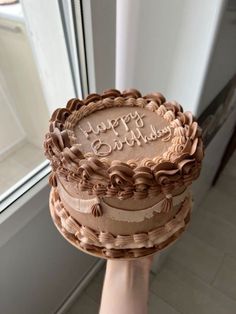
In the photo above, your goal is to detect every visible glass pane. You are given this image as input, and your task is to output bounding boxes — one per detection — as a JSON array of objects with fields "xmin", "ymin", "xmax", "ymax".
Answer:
[{"xmin": 0, "ymin": 3, "xmax": 49, "ymax": 205}]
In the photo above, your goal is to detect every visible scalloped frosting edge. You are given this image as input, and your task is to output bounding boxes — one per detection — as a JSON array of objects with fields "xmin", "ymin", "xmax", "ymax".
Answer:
[{"xmin": 44, "ymin": 89, "xmax": 204, "ymax": 199}]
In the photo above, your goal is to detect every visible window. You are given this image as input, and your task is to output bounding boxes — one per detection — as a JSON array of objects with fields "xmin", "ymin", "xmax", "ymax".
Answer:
[
  {"xmin": 0, "ymin": 3, "xmax": 50, "ymax": 210},
  {"xmin": 0, "ymin": 1, "xmax": 84, "ymax": 211}
]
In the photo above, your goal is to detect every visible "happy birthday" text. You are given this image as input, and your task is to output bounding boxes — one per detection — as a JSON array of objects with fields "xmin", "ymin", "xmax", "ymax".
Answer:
[{"xmin": 77, "ymin": 110, "xmax": 172, "ymax": 157}]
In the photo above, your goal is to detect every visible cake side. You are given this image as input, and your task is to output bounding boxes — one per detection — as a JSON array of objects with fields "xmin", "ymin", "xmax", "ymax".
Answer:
[
  {"xmin": 55, "ymin": 174, "xmax": 189, "ymax": 235},
  {"xmin": 50, "ymin": 186, "xmax": 192, "ymax": 259}
]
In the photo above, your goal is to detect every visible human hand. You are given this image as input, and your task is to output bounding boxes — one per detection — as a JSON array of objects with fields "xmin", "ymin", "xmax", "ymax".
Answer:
[{"xmin": 99, "ymin": 255, "xmax": 153, "ymax": 314}]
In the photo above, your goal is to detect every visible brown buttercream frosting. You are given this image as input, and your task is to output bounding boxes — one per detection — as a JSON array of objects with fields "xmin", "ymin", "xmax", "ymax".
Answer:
[
  {"xmin": 44, "ymin": 89, "xmax": 204, "ymax": 259},
  {"xmin": 44, "ymin": 89, "xmax": 204, "ymax": 200}
]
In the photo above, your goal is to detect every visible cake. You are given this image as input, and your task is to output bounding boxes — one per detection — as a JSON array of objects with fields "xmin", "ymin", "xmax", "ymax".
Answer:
[{"xmin": 44, "ymin": 89, "xmax": 204, "ymax": 259}]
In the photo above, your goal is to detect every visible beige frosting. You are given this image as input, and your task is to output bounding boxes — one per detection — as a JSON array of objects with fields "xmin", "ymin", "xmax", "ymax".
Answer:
[
  {"xmin": 62, "ymin": 198, "xmax": 183, "ymax": 235},
  {"xmin": 57, "ymin": 178, "xmax": 190, "ymax": 222},
  {"xmin": 50, "ymin": 187, "xmax": 191, "ymax": 257}
]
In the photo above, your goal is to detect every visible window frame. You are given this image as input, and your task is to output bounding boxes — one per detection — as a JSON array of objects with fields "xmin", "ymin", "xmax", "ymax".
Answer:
[{"xmin": 0, "ymin": 0, "xmax": 84, "ymax": 214}]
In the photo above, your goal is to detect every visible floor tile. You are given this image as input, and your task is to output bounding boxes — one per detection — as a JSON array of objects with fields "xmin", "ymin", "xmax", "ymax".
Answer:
[
  {"xmin": 149, "ymin": 271, "xmax": 156, "ymax": 286},
  {"xmin": 188, "ymin": 210, "xmax": 236, "ymax": 259},
  {"xmin": 215, "ymin": 173, "xmax": 236, "ymax": 200},
  {"xmin": 85, "ymin": 276, "xmax": 104, "ymax": 304},
  {"xmin": 201, "ymin": 187, "xmax": 236, "ymax": 226},
  {"xmin": 169, "ymin": 231, "xmax": 224, "ymax": 283},
  {"xmin": 84, "ymin": 265, "xmax": 105, "ymax": 304},
  {"xmin": 213, "ymin": 255, "xmax": 236, "ymax": 301},
  {"xmin": 93, "ymin": 265, "xmax": 105, "ymax": 284},
  {"xmin": 150, "ymin": 258, "xmax": 236, "ymax": 314},
  {"xmin": 66, "ymin": 292, "xmax": 99, "ymax": 314},
  {"xmin": 148, "ymin": 292, "xmax": 180, "ymax": 314},
  {"xmin": 222, "ymin": 152, "xmax": 236, "ymax": 178}
]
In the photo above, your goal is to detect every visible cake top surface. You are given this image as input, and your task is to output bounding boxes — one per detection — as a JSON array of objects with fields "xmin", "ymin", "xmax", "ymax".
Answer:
[
  {"xmin": 44, "ymin": 89, "xmax": 204, "ymax": 199},
  {"xmin": 74, "ymin": 105, "xmax": 173, "ymax": 162}
]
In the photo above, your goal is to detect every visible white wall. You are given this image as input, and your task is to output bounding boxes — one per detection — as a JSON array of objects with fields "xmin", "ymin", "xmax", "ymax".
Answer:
[
  {"xmin": 116, "ymin": 0, "xmax": 185, "ymax": 94},
  {"xmin": 116, "ymin": 0, "xmax": 225, "ymax": 114},
  {"xmin": 84, "ymin": 0, "xmax": 116, "ymax": 93}
]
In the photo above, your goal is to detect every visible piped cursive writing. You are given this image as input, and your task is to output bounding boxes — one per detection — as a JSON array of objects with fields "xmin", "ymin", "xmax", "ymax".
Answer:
[
  {"xmin": 91, "ymin": 125, "xmax": 172, "ymax": 157},
  {"xmin": 78, "ymin": 111, "xmax": 145, "ymax": 139}
]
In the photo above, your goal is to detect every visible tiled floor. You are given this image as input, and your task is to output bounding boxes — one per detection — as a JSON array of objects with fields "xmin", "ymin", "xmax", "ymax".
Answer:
[
  {"xmin": 0, "ymin": 142, "xmax": 45, "ymax": 195},
  {"xmin": 66, "ymin": 152, "xmax": 236, "ymax": 314}
]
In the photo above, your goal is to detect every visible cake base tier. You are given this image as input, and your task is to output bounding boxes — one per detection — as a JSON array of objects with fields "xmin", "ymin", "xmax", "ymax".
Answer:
[{"xmin": 49, "ymin": 188, "xmax": 191, "ymax": 260}]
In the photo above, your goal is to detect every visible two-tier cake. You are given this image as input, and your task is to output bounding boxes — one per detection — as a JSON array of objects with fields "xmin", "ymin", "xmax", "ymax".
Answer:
[{"xmin": 44, "ymin": 89, "xmax": 204, "ymax": 259}]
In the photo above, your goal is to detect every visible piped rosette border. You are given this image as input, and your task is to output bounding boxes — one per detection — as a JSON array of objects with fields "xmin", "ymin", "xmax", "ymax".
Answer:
[{"xmin": 44, "ymin": 89, "xmax": 204, "ymax": 202}]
